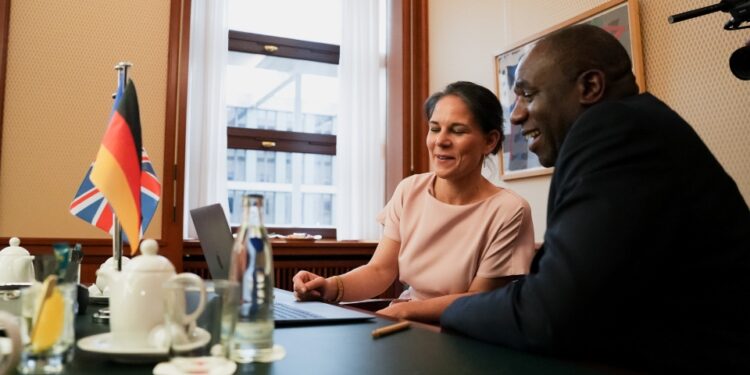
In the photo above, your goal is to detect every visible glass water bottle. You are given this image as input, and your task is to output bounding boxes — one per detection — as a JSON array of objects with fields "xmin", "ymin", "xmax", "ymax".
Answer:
[{"xmin": 228, "ymin": 194, "xmax": 280, "ymax": 363}]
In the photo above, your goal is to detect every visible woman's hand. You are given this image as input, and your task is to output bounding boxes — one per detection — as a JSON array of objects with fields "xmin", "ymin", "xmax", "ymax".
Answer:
[{"xmin": 292, "ymin": 270, "xmax": 333, "ymax": 301}]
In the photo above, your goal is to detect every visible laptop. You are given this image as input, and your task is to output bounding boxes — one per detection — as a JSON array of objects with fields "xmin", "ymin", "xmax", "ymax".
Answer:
[
  {"xmin": 189, "ymin": 204, "xmax": 374, "ymax": 326},
  {"xmin": 190, "ymin": 204, "xmax": 233, "ymax": 279}
]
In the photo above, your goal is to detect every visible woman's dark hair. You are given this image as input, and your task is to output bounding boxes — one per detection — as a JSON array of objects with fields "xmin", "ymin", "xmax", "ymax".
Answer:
[{"xmin": 424, "ymin": 81, "xmax": 504, "ymax": 154}]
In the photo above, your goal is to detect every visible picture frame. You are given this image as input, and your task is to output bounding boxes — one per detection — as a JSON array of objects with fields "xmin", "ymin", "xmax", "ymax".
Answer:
[{"xmin": 495, "ymin": 0, "xmax": 645, "ymax": 180}]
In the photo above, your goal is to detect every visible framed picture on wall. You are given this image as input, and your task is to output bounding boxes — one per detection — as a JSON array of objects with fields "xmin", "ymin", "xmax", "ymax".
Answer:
[{"xmin": 495, "ymin": 0, "xmax": 645, "ymax": 180}]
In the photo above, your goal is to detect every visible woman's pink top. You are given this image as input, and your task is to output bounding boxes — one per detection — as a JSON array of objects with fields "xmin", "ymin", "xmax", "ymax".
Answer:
[{"xmin": 378, "ymin": 173, "xmax": 536, "ymax": 301}]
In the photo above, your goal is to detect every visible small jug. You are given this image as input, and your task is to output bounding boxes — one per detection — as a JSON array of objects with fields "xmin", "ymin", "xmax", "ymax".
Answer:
[{"xmin": 0, "ymin": 237, "xmax": 35, "ymax": 284}]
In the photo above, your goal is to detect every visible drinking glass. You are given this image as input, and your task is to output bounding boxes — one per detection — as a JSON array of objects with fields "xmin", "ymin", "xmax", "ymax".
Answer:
[
  {"xmin": 204, "ymin": 280, "xmax": 240, "ymax": 357},
  {"xmin": 17, "ymin": 280, "xmax": 76, "ymax": 374},
  {"xmin": 0, "ymin": 311, "xmax": 22, "ymax": 374}
]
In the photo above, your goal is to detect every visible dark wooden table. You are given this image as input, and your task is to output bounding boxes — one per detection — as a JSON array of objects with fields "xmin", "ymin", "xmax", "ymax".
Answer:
[{"xmin": 46, "ymin": 300, "xmax": 616, "ymax": 375}]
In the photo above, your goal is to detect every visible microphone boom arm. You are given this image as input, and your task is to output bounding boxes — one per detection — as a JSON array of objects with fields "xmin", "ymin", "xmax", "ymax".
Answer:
[
  {"xmin": 668, "ymin": 0, "xmax": 750, "ymax": 29},
  {"xmin": 668, "ymin": 3, "xmax": 724, "ymax": 23}
]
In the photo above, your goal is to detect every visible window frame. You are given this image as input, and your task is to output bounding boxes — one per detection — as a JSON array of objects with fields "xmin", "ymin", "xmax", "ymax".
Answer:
[
  {"xmin": 229, "ymin": 31, "xmax": 339, "ymax": 64},
  {"xmin": 227, "ymin": 30, "xmax": 340, "ymax": 238},
  {"xmin": 227, "ymin": 128, "xmax": 335, "ymax": 155}
]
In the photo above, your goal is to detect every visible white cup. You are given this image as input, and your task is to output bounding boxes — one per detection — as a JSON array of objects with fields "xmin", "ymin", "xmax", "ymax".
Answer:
[{"xmin": 151, "ymin": 274, "xmax": 209, "ymax": 357}]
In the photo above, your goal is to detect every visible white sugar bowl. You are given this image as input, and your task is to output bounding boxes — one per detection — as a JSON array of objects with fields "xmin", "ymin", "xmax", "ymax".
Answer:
[{"xmin": 93, "ymin": 255, "xmax": 130, "ymax": 295}]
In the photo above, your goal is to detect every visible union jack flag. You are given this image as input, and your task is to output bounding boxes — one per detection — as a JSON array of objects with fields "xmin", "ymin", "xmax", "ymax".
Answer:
[{"xmin": 69, "ymin": 148, "xmax": 161, "ymax": 241}]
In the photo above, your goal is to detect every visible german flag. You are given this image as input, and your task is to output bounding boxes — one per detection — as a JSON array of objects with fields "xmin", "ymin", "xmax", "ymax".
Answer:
[{"xmin": 90, "ymin": 79, "xmax": 143, "ymax": 254}]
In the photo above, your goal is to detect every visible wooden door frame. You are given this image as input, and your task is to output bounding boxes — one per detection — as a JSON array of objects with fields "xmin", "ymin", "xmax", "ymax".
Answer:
[{"xmin": 385, "ymin": 0, "xmax": 430, "ymax": 200}]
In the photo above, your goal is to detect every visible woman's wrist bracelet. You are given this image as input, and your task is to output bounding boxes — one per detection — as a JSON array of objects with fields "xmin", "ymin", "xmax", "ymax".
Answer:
[{"xmin": 331, "ymin": 275, "xmax": 344, "ymax": 304}]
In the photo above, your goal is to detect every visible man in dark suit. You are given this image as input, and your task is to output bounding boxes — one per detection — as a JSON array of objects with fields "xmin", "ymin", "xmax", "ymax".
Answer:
[{"xmin": 441, "ymin": 24, "xmax": 750, "ymax": 373}]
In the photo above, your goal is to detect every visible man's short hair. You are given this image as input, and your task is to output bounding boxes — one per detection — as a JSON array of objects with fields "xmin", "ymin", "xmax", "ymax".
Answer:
[{"xmin": 537, "ymin": 24, "xmax": 637, "ymax": 91}]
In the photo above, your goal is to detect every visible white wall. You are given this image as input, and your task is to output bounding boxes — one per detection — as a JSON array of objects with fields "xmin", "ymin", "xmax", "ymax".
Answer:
[{"xmin": 429, "ymin": 0, "xmax": 550, "ymax": 242}]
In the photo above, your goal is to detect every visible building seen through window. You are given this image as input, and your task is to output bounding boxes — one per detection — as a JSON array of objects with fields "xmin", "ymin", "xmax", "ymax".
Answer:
[{"xmin": 226, "ymin": 0, "xmax": 340, "ymax": 234}]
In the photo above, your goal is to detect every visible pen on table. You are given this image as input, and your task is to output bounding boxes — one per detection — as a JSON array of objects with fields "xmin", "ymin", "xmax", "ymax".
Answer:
[{"xmin": 371, "ymin": 320, "xmax": 411, "ymax": 339}]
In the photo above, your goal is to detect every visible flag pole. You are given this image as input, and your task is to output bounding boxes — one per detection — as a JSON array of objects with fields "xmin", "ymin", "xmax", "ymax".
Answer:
[{"xmin": 113, "ymin": 61, "xmax": 132, "ymax": 271}]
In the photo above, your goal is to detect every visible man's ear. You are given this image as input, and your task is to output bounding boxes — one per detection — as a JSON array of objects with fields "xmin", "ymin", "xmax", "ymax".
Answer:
[{"xmin": 577, "ymin": 69, "xmax": 605, "ymax": 105}]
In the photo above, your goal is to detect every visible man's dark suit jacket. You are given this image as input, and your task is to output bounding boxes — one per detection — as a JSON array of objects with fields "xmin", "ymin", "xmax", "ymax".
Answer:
[{"xmin": 441, "ymin": 93, "xmax": 750, "ymax": 373}]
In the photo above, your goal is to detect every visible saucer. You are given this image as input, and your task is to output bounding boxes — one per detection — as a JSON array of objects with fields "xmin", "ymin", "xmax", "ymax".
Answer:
[
  {"xmin": 89, "ymin": 295, "xmax": 109, "ymax": 305},
  {"xmin": 76, "ymin": 327, "xmax": 211, "ymax": 363}
]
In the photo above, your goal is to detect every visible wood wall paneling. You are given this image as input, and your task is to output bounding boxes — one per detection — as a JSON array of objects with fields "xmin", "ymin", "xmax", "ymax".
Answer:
[
  {"xmin": 160, "ymin": 0, "xmax": 192, "ymax": 273},
  {"xmin": 410, "ymin": 0, "xmax": 430, "ymax": 176}
]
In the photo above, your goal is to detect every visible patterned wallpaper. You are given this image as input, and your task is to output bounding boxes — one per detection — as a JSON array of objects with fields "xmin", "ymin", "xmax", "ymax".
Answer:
[
  {"xmin": 0, "ymin": 0, "xmax": 171, "ymax": 237},
  {"xmin": 502, "ymin": 0, "xmax": 749, "ymax": 200}
]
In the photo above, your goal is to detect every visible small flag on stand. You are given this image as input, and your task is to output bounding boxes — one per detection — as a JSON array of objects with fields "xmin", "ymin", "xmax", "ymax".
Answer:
[
  {"xmin": 69, "ymin": 79, "xmax": 158, "ymax": 255},
  {"xmin": 69, "ymin": 149, "xmax": 161, "ymax": 242},
  {"xmin": 90, "ymin": 79, "xmax": 143, "ymax": 254}
]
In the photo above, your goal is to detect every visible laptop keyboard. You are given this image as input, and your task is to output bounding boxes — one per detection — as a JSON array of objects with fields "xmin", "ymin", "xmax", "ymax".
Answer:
[{"xmin": 274, "ymin": 302, "xmax": 324, "ymax": 320}]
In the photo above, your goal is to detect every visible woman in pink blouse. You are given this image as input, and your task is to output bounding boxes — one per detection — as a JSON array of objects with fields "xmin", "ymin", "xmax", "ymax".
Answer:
[{"xmin": 293, "ymin": 81, "xmax": 536, "ymax": 323}]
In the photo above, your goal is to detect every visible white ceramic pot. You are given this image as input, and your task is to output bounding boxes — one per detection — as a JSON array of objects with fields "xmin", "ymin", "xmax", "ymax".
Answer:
[
  {"xmin": 0, "ymin": 238, "xmax": 35, "ymax": 284},
  {"xmin": 98, "ymin": 239, "xmax": 205, "ymax": 349},
  {"xmin": 93, "ymin": 256, "xmax": 130, "ymax": 295}
]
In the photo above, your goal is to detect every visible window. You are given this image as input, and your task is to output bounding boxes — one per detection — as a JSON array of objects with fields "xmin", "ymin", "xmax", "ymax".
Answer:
[{"xmin": 226, "ymin": 0, "xmax": 341, "ymax": 237}]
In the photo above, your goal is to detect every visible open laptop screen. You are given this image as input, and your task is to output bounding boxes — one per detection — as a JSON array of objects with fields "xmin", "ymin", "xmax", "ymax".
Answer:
[{"xmin": 190, "ymin": 204, "xmax": 233, "ymax": 279}]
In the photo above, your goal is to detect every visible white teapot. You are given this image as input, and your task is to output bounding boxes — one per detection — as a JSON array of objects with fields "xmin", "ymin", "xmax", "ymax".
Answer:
[
  {"xmin": 0, "ymin": 237, "xmax": 35, "ymax": 284},
  {"xmin": 97, "ymin": 239, "xmax": 206, "ymax": 349}
]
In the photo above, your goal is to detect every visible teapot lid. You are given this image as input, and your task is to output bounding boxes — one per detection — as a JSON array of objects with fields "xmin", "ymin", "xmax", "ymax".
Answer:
[
  {"xmin": 0, "ymin": 237, "xmax": 32, "ymax": 256},
  {"xmin": 124, "ymin": 239, "xmax": 175, "ymax": 273}
]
